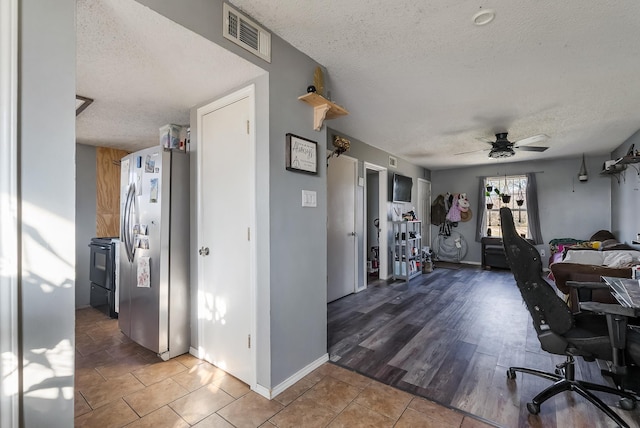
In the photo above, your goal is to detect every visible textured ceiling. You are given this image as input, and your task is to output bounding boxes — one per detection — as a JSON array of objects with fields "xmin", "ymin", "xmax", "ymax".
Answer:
[
  {"xmin": 76, "ymin": 0, "xmax": 265, "ymax": 152},
  {"xmin": 78, "ymin": 1, "xmax": 640, "ymax": 169},
  {"xmin": 230, "ymin": 0, "xmax": 640, "ymax": 170}
]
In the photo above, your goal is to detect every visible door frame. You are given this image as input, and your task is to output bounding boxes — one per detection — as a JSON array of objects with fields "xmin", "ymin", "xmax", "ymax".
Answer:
[
  {"xmin": 327, "ymin": 152, "xmax": 358, "ymax": 300},
  {"xmin": 195, "ymin": 85, "xmax": 257, "ymax": 389},
  {"xmin": 0, "ymin": 0, "xmax": 19, "ymax": 423},
  {"xmin": 417, "ymin": 178, "xmax": 431, "ymax": 251},
  {"xmin": 362, "ymin": 162, "xmax": 388, "ymax": 285}
]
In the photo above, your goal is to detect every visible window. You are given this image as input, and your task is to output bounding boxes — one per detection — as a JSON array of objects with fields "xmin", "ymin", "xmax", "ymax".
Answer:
[{"xmin": 484, "ymin": 175, "xmax": 528, "ymax": 238}]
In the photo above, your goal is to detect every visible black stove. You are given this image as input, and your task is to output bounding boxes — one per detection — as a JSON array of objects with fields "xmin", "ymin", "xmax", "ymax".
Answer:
[{"xmin": 89, "ymin": 237, "xmax": 118, "ymax": 318}]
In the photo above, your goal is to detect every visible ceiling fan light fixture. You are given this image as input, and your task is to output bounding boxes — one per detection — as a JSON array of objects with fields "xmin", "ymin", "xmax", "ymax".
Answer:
[
  {"xmin": 489, "ymin": 147, "xmax": 515, "ymax": 158},
  {"xmin": 473, "ymin": 9, "xmax": 495, "ymax": 26}
]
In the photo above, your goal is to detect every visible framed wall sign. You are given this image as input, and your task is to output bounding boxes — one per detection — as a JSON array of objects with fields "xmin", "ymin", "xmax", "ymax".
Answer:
[{"xmin": 286, "ymin": 133, "xmax": 318, "ymax": 175}]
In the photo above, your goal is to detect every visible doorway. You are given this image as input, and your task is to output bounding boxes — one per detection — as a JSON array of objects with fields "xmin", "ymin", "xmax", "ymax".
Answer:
[
  {"xmin": 196, "ymin": 86, "xmax": 256, "ymax": 386},
  {"xmin": 363, "ymin": 163, "xmax": 388, "ymax": 285},
  {"xmin": 327, "ymin": 154, "xmax": 357, "ymax": 302},
  {"xmin": 417, "ymin": 179, "xmax": 431, "ymax": 252}
]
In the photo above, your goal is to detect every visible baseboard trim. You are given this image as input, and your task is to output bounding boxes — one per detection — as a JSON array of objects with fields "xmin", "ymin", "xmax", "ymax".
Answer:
[
  {"xmin": 256, "ymin": 353, "xmax": 329, "ymax": 400},
  {"xmin": 189, "ymin": 346, "xmax": 202, "ymax": 359},
  {"xmin": 253, "ymin": 383, "xmax": 271, "ymax": 399}
]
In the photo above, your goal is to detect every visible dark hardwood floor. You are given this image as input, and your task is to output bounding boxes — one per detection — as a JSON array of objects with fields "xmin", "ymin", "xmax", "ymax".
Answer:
[{"xmin": 328, "ymin": 265, "xmax": 640, "ymax": 428}]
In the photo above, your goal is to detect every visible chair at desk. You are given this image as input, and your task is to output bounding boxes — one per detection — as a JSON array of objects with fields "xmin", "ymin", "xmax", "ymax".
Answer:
[{"xmin": 499, "ymin": 207, "xmax": 640, "ymax": 427}]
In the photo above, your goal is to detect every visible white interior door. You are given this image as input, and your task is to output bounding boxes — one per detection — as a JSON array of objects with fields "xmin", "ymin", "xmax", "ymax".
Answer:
[
  {"xmin": 327, "ymin": 155, "xmax": 357, "ymax": 302},
  {"xmin": 198, "ymin": 91, "xmax": 253, "ymax": 384},
  {"xmin": 417, "ymin": 179, "xmax": 431, "ymax": 248}
]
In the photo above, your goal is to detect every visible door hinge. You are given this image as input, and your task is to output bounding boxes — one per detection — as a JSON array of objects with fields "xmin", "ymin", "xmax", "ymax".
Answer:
[
  {"xmin": 246, "ymin": 120, "xmax": 250, "ymax": 134},
  {"xmin": 247, "ymin": 227, "xmax": 250, "ymax": 241},
  {"xmin": 248, "ymin": 334, "xmax": 251, "ymax": 349}
]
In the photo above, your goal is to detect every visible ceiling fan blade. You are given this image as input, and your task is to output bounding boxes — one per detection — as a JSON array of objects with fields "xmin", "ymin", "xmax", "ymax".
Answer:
[
  {"xmin": 454, "ymin": 147, "xmax": 490, "ymax": 156},
  {"xmin": 475, "ymin": 136, "xmax": 496, "ymax": 146},
  {"xmin": 516, "ymin": 145, "xmax": 548, "ymax": 152},
  {"xmin": 514, "ymin": 133, "xmax": 549, "ymax": 146}
]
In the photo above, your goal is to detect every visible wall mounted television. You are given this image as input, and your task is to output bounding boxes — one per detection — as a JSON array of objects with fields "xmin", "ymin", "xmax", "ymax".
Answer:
[{"xmin": 392, "ymin": 173, "xmax": 413, "ymax": 203}]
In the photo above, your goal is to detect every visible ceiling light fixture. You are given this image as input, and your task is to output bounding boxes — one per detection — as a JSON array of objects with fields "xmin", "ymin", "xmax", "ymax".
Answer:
[
  {"xmin": 489, "ymin": 147, "xmax": 515, "ymax": 158},
  {"xmin": 472, "ymin": 9, "xmax": 495, "ymax": 26}
]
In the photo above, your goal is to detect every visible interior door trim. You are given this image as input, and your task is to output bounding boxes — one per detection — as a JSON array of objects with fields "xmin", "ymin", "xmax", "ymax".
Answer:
[
  {"xmin": 417, "ymin": 178, "xmax": 431, "ymax": 252},
  {"xmin": 0, "ymin": 0, "xmax": 19, "ymax": 423},
  {"xmin": 362, "ymin": 162, "xmax": 388, "ymax": 285}
]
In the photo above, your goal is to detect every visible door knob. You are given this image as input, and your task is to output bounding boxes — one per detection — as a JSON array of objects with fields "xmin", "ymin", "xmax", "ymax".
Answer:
[
  {"xmin": 349, "ymin": 232, "xmax": 356, "ymax": 236},
  {"xmin": 199, "ymin": 247, "xmax": 210, "ymax": 256}
]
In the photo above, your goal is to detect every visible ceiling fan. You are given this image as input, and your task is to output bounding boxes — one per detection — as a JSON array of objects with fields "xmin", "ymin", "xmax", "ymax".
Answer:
[{"xmin": 456, "ymin": 132, "xmax": 549, "ymax": 158}]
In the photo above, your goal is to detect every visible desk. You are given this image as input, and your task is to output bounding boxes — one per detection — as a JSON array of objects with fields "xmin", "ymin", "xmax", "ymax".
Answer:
[{"xmin": 602, "ymin": 276, "xmax": 640, "ymax": 312}]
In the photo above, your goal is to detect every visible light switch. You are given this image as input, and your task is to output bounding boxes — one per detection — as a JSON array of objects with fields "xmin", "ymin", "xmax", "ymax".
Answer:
[
  {"xmin": 302, "ymin": 190, "xmax": 317, "ymax": 207},
  {"xmin": 358, "ymin": 177, "xmax": 364, "ymax": 187}
]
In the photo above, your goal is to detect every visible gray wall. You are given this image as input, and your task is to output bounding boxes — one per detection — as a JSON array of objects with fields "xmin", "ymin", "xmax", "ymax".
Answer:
[
  {"xmin": 76, "ymin": 144, "xmax": 97, "ymax": 308},
  {"xmin": 138, "ymin": 0, "xmax": 329, "ymax": 388},
  {"xmin": 328, "ymin": 129, "xmax": 429, "ymax": 282},
  {"xmin": 20, "ymin": 0, "xmax": 76, "ymax": 426},
  {"xmin": 431, "ymin": 155, "xmax": 611, "ymax": 268},
  {"xmin": 611, "ymin": 129, "xmax": 640, "ymax": 245}
]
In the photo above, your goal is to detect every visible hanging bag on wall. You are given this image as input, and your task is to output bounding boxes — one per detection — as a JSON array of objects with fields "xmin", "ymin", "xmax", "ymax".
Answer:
[{"xmin": 431, "ymin": 194, "xmax": 447, "ymax": 225}]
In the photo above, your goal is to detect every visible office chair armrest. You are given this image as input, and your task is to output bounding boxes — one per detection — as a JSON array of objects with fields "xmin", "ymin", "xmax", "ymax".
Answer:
[
  {"xmin": 579, "ymin": 301, "xmax": 638, "ymax": 318},
  {"xmin": 566, "ymin": 281, "xmax": 610, "ymax": 291},
  {"xmin": 579, "ymin": 301, "xmax": 639, "ymax": 372}
]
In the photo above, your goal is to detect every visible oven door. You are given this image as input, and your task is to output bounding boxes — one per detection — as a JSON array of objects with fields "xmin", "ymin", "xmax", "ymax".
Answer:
[{"xmin": 89, "ymin": 241, "xmax": 114, "ymax": 290}]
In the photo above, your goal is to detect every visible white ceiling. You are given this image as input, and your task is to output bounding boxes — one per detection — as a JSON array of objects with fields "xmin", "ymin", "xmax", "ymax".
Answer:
[
  {"xmin": 76, "ymin": 0, "xmax": 265, "ymax": 152},
  {"xmin": 78, "ymin": 0, "xmax": 640, "ymax": 170}
]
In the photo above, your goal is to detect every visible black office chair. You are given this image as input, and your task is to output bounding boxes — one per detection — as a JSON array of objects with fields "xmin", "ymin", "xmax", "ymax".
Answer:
[{"xmin": 499, "ymin": 207, "xmax": 640, "ymax": 427}]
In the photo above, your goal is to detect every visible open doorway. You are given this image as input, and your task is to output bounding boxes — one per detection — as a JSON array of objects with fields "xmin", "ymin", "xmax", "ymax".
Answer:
[
  {"xmin": 363, "ymin": 162, "xmax": 388, "ymax": 287},
  {"xmin": 417, "ymin": 178, "xmax": 431, "ymax": 254}
]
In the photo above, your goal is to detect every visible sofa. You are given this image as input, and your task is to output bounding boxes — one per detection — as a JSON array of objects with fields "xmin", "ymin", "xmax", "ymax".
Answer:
[{"xmin": 549, "ymin": 230, "xmax": 638, "ymax": 309}]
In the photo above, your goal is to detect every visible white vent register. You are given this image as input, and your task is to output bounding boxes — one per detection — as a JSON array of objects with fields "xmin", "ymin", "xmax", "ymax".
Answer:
[{"xmin": 223, "ymin": 3, "xmax": 271, "ymax": 63}]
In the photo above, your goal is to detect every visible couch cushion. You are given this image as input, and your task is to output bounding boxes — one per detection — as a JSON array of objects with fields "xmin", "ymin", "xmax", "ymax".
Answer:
[
  {"xmin": 562, "ymin": 249, "xmax": 640, "ymax": 267},
  {"xmin": 602, "ymin": 251, "xmax": 636, "ymax": 268},
  {"xmin": 563, "ymin": 250, "xmax": 605, "ymax": 265}
]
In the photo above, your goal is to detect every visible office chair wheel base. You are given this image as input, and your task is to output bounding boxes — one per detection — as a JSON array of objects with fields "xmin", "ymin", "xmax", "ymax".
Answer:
[
  {"xmin": 507, "ymin": 369, "xmax": 516, "ymax": 380},
  {"xmin": 619, "ymin": 398, "xmax": 635, "ymax": 411}
]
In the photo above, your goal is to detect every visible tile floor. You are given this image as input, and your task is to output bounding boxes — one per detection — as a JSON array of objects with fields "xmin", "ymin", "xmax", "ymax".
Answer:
[{"xmin": 75, "ymin": 307, "xmax": 496, "ymax": 427}]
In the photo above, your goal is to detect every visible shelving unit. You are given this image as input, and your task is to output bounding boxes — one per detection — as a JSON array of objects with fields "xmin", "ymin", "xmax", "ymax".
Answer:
[
  {"xmin": 298, "ymin": 92, "xmax": 349, "ymax": 131},
  {"xmin": 392, "ymin": 221, "xmax": 422, "ymax": 282},
  {"xmin": 600, "ymin": 155, "xmax": 640, "ymax": 183}
]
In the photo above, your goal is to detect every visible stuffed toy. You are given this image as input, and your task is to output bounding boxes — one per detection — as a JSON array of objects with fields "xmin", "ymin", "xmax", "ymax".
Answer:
[{"xmin": 457, "ymin": 193, "xmax": 470, "ymax": 212}]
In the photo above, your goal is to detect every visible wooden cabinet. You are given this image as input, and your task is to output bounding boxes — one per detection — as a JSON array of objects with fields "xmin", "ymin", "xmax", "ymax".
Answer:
[
  {"xmin": 96, "ymin": 147, "xmax": 129, "ymax": 237},
  {"xmin": 392, "ymin": 221, "xmax": 422, "ymax": 281}
]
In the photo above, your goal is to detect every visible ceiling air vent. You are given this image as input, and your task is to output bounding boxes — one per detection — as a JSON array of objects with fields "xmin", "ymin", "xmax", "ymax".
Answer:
[{"xmin": 223, "ymin": 3, "xmax": 271, "ymax": 63}]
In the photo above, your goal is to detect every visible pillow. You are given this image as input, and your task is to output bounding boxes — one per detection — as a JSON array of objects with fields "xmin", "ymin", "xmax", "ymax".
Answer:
[
  {"xmin": 602, "ymin": 252, "xmax": 634, "ymax": 268},
  {"xmin": 562, "ymin": 250, "xmax": 605, "ymax": 265},
  {"xmin": 602, "ymin": 250, "xmax": 640, "ymax": 267},
  {"xmin": 590, "ymin": 230, "xmax": 616, "ymax": 241}
]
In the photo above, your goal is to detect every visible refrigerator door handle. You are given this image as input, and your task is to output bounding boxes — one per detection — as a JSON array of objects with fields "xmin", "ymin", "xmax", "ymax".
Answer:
[
  {"xmin": 128, "ymin": 183, "xmax": 137, "ymax": 262},
  {"xmin": 123, "ymin": 184, "xmax": 136, "ymax": 263},
  {"xmin": 121, "ymin": 185, "xmax": 131, "ymax": 260}
]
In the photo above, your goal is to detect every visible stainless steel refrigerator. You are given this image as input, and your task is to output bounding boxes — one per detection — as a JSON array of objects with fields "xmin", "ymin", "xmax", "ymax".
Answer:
[{"xmin": 118, "ymin": 146, "xmax": 189, "ymax": 360}]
